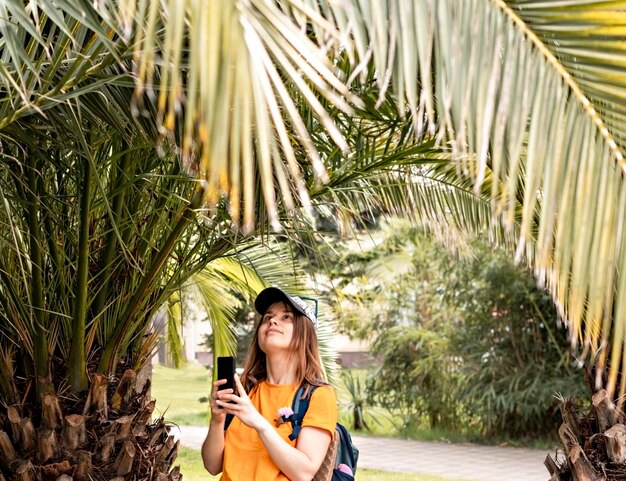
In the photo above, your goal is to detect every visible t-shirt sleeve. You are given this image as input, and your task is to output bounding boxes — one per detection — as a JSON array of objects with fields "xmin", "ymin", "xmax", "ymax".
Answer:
[{"xmin": 302, "ymin": 385, "xmax": 338, "ymax": 436}]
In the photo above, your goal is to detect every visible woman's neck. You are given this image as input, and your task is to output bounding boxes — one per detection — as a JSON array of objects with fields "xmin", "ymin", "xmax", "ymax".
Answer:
[{"xmin": 265, "ymin": 355, "xmax": 297, "ymax": 385}]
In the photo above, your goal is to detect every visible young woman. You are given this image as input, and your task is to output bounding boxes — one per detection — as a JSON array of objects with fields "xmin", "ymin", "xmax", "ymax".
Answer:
[{"xmin": 201, "ymin": 287, "xmax": 337, "ymax": 481}]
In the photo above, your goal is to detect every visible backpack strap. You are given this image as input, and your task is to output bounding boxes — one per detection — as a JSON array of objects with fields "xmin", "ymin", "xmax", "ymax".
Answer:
[{"xmin": 288, "ymin": 383, "xmax": 317, "ymax": 440}]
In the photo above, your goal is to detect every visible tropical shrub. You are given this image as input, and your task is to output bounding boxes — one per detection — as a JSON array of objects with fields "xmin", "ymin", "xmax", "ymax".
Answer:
[
  {"xmin": 367, "ymin": 326, "xmax": 463, "ymax": 431},
  {"xmin": 336, "ymin": 226, "xmax": 587, "ymax": 440},
  {"xmin": 448, "ymin": 253, "xmax": 588, "ymax": 439}
]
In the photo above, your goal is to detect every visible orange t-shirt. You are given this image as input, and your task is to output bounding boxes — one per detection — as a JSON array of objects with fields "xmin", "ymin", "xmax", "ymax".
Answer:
[{"xmin": 221, "ymin": 381, "xmax": 338, "ymax": 481}]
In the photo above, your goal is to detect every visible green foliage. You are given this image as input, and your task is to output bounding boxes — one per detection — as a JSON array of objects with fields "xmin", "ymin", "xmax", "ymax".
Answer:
[
  {"xmin": 201, "ymin": 296, "xmax": 256, "ymax": 368},
  {"xmin": 448, "ymin": 254, "xmax": 588, "ymax": 439},
  {"xmin": 341, "ymin": 370, "xmax": 375, "ymax": 431},
  {"xmin": 335, "ymin": 224, "xmax": 587, "ymax": 440},
  {"xmin": 367, "ymin": 327, "xmax": 464, "ymax": 431}
]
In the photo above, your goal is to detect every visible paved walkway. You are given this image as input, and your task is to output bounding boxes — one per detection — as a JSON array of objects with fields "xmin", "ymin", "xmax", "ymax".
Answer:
[{"xmin": 171, "ymin": 425, "xmax": 554, "ymax": 481}]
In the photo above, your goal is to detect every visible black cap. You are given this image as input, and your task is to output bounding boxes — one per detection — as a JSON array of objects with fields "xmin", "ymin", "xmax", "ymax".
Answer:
[{"xmin": 254, "ymin": 287, "xmax": 318, "ymax": 329}]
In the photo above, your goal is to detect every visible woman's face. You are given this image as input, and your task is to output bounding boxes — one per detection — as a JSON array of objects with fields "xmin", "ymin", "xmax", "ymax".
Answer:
[{"xmin": 258, "ymin": 301, "xmax": 295, "ymax": 355}]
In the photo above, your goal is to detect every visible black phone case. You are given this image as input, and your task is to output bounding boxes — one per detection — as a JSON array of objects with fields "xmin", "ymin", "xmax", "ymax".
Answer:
[{"xmin": 217, "ymin": 356, "xmax": 235, "ymax": 392}]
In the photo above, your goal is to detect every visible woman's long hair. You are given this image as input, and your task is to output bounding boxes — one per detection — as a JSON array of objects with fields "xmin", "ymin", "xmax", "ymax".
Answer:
[{"xmin": 241, "ymin": 303, "xmax": 325, "ymax": 394}]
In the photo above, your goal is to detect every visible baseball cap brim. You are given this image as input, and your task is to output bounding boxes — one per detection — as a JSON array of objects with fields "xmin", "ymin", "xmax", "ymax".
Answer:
[{"xmin": 254, "ymin": 287, "xmax": 318, "ymax": 328}]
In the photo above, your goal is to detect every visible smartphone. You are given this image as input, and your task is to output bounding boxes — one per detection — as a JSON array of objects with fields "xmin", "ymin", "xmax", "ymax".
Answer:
[{"xmin": 216, "ymin": 356, "xmax": 236, "ymax": 393}]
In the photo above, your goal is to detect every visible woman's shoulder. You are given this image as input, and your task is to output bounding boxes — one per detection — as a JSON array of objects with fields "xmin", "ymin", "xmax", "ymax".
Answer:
[
  {"xmin": 309, "ymin": 382, "xmax": 337, "ymax": 405},
  {"xmin": 301, "ymin": 383, "xmax": 338, "ymax": 428}
]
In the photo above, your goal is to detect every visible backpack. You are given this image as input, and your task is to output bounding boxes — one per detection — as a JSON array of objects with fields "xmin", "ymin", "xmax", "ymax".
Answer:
[
  {"xmin": 225, "ymin": 383, "xmax": 359, "ymax": 481},
  {"xmin": 291, "ymin": 384, "xmax": 359, "ymax": 481}
]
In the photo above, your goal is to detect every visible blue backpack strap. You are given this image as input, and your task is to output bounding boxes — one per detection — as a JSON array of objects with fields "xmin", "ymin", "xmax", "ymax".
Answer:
[{"xmin": 288, "ymin": 383, "xmax": 317, "ymax": 441}]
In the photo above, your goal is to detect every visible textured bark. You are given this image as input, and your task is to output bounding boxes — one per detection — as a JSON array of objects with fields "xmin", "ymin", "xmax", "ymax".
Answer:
[
  {"xmin": 98, "ymin": 433, "xmax": 116, "ymax": 463},
  {"xmin": 133, "ymin": 400, "xmax": 155, "ymax": 438},
  {"xmin": 544, "ymin": 454, "xmax": 563, "ymax": 481},
  {"xmin": 165, "ymin": 440, "xmax": 179, "ymax": 467},
  {"xmin": 0, "ymin": 430, "xmax": 17, "ymax": 465},
  {"xmin": 135, "ymin": 363, "xmax": 152, "ymax": 397},
  {"xmin": 7, "ymin": 407, "xmax": 21, "ymax": 443},
  {"xmin": 42, "ymin": 393, "xmax": 63, "ymax": 430},
  {"xmin": 559, "ymin": 421, "xmax": 580, "ymax": 456},
  {"xmin": 593, "ymin": 390, "xmax": 618, "ymax": 433},
  {"xmin": 604, "ymin": 424, "xmax": 626, "ymax": 464},
  {"xmin": 112, "ymin": 415, "xmax": 133, "ymax": 441},
  {"xmin": 112, "ymin": 440, "xmax": 135, "ymax": 476},
  {"xmin": 169, "ymin": 466, "xmax": 181, "ymax": 481},
  {"xmin": 561, "ymin": 398, "xmax": 582, "ymax": 440},
  {"xmin": 40, "ymin": 460, "xmax": 72, "ymax": 481},
  {"xmin": 1, "ymin": 367, "xmax": 180, "ymax": 481},
  {"xmin": 36, "ymin": 427, "xmax": 59, "ymax": 463},
  {"xmin": 155, "ymin": 436, "xmax": 176, "ymax": 465},
  {"xmin": 570, "ymin": 445, "xmax": 604, "ymax": 481},
  {"xmin": 83, "ymin": 373, "xmax": 108, "ymax": 419},
  {"xmin": 62, "ymin": 414, "xmax": 86, "ymax": 450},
  {"xmin": 19, "ymin": 419, "xmax": 36, "ymax": 453},
  {"xmin": 548, "ymin": 375, "xmax": 626, "ymax": 481},
  {"xmin": 148, "ymin": 425, "xmax": 168, "ymax": 447},
  {"xmin": 112, "ymin": 370, "xmax": 136, "ymax": 411},
  {"xmin": 74, "ymin": 450, "xmax": 92, "ymax": 481},
  {"xmin": 14, "ymin": 460, "xmax": 34, "ymax": 481}
]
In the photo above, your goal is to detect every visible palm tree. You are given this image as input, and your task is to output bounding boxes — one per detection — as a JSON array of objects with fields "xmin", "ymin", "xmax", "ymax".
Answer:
[
  {"xmin": 0, "ymin": 3, "xmax": 439, "ymax": 480},
  {"xmin": 2, "ymin": 1, "xmax": 626, "ymax": 480}
]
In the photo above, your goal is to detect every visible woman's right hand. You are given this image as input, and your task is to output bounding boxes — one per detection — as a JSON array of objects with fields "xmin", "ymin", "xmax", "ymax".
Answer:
[{"xmin": 210, "ymin": 379, "xmax": 233, "ymax": 423}]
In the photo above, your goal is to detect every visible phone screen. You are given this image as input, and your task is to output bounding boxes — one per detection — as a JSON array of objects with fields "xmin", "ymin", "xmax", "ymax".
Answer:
[{"xmin": 217, "ymin": 356, "xmax": 236, "ymax": 392}]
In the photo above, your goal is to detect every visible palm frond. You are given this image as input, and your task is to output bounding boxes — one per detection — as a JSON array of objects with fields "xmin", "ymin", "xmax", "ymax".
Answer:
[
  {"xmin": 165, "ymin": 291, "xmax": 185, "ymax": 368},
  {"xmin": 323, "ymin": 0, "xmax": 626, "ymax": 395},
  {"xmin": 127, "ymin": 0, "xmax": 362, "ymax": 232},
  {"xmin": 510, "ymin": 0, "xmax": 626, "ymax": 151},
  {"xmin": 0, "ymin": 1, "xmax": 122, "ymax": 130}
]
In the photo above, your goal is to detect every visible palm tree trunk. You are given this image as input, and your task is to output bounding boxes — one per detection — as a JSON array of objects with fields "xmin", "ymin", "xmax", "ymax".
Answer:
[
  {"xmin": 0, "ymin": 368, "xmax": 180, "ymax": 481},
  {"xmin": 546, "ymin": 369, "xmax": 625, "ymax": 481},
  {"xmin": 25, "ymin": 151, "xmax": 52, "ymax": 399},
  {"xmin": 68, "ymin": 156, "xmax": 91, "ymax": 394}
]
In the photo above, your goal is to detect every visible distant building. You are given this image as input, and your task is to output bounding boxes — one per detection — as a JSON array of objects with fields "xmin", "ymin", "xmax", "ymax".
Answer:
[{"xmin": 334, "ymin": 334, "xmax": 372, "ymax": 368}]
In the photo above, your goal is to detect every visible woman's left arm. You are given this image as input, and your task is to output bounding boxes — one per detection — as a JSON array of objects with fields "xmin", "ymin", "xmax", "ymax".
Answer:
[
  {"xmin": 259, "ymin": 424, "xmax": 331, "ymax": 481},
  {"xmin": 217, "ymin": 375, "xmax": 331, "ymax": 481}
]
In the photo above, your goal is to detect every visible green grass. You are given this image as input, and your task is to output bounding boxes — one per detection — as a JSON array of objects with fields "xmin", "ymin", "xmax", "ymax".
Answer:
[
  {"xmin": 151, "ymin": 363, "xmax": 211, "ymax": 426},
  {"xmin": 175, "ymin": 446, "xmax": 476, "ymax": 481},
  {"xmin": 176, "ymin": 447, "xmax": 218, "ymax": 481}
]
